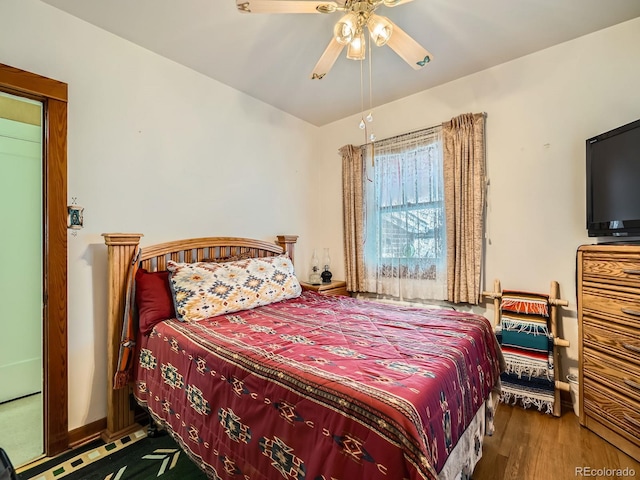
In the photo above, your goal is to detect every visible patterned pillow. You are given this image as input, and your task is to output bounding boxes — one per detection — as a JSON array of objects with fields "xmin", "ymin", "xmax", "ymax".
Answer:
[{"xmin": 167, "ymin": 255, "xmax": 301, "ymax": 321}]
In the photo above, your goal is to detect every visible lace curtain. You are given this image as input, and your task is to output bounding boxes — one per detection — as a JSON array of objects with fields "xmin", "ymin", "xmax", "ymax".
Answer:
[{"xmin": 362, "ymin": 126, "xmax": 447, "ymax": 301}]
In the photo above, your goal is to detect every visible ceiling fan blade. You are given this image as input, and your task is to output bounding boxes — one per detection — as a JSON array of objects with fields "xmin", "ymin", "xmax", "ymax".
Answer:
[
  {"xmin": 310, "ymin": 37, "xmax": 345, "ymax": 79},
  {"xmin": 386, "ymin": 22, "xmax": 433, "ymax": 70},
  {"xmin": 236, "ymin": 1, "xmax": 338, "ymax": 14}
]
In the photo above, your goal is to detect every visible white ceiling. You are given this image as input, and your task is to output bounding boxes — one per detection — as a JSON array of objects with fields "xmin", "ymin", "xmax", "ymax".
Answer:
[{"xmin": 40, "ymin": 0, "xmax": 640, "ymax": 126}]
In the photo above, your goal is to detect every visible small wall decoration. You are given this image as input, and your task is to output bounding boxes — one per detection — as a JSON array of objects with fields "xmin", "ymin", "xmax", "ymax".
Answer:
[{"xmin": 67, "ymin": 205, "xmax": 84, "ymax": 230}]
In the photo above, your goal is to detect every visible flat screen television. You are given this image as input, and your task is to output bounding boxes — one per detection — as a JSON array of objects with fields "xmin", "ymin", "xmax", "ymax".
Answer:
[{"xmin": 586, "ymin": 118, "xmax": 640, "ymax": 237}]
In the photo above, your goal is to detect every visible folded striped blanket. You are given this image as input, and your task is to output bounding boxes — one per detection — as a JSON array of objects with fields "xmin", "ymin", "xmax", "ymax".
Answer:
[{"xmin": 495, "ymin": 291, "xmax": 554, "ymax": 414}]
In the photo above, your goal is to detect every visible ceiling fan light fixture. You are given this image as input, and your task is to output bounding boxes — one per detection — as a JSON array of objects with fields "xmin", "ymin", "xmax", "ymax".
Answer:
[
  {"xmin": 334, "ymin": 12, "xmax": 359, "ymax": 45},
  {"xmin": 367, "ymin": 14, "xmax": 393, "ymax": 47},
  {"xmin": 346, "ymin": 32, "xmax": 366, "ymax": 60},
  {"xmin": 236, "ymin": 0, "xmax": 430, "ymax": 80}
]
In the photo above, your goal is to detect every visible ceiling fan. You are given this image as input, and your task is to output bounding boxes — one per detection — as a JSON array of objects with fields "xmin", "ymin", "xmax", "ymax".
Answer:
[{"xmin": 235, "ymin": 0, "xmax": 432, "ymax": 79}]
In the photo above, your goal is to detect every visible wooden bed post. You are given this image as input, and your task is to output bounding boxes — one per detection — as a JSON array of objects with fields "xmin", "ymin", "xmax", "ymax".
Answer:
[
  {"xmin": 102, "ymin": 233, "xmax": 143, "ymax": 442},
  {"xmin": 276, "ymin": 235, "xmax": 298, "ymax": 265}
]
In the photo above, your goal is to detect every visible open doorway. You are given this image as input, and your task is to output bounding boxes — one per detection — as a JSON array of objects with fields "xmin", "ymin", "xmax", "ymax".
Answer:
[
  {"xmin": 0, "ymin": 63, "xmax": 68, "ymax": 464},
  {"xmin": 0, "ymin": 91, "xmax": 44, "ymax": 466}
]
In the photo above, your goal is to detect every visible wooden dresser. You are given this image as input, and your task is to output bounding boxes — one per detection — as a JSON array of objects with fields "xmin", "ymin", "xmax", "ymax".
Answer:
[{"xmin": 577, "ymin": 244, "xmax": 640, "ymax": 461}]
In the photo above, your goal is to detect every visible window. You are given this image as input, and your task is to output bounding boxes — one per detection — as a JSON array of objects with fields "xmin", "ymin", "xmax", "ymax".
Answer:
[{"xmin": 362, "ymin": 126, "xmax": 446, "ymax": 301}]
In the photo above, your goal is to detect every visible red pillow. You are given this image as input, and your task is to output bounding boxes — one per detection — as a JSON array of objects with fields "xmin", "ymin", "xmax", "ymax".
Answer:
[{"xmin": 135, "ymin": 269, "xmax": 175, "ymax": 335}]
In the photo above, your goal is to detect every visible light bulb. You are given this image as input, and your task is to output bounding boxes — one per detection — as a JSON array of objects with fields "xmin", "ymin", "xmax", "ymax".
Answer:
[
  {"xmin": 334, "ymin": 13, "xmax": 358, "ymax": 45},
  {"xmin": 367, "ymin": 14, "xmax": 393, "ymax": 47},
  {"xmin": 366, "ymin": 112, "xmax": 373, "ymax": 122},
  {"xmin": 370, "ymin": 133, "xmax": 376, "ymax": 141},
  {"xmin": 359, "ymin": 119, "xmax": 366, "ymax": 129},
  {"xmin": 346, "ymin": 32, "xmax": 366, "ymax": 60}
]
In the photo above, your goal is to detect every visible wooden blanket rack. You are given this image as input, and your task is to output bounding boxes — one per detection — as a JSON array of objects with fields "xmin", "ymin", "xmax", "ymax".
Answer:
[{"xmin": 482, "ymin": 279, "xmax": 570, "ymax": 416}]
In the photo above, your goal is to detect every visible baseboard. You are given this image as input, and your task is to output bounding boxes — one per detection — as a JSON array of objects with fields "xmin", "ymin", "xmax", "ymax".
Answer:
[
  {"xmin": 68, "ymin": 405, "xmax": 148, "ymax": 449},
  {"xmin": 560, "ymin": 390, "xmax": 578, "ymax": 417},
  {"xmin": 68, "ymin": 417, "xmax": 107, "ymax": 448}
]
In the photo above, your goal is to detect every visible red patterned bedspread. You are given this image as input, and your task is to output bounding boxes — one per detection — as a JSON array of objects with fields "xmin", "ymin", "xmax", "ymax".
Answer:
[{"xmin": 134, "ymin": 291, "xmax": 503, "ymax": 480}]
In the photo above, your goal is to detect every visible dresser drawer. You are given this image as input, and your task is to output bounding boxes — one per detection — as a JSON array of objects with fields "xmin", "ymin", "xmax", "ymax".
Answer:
[
  {"xmin": 582, "ymin": 252, "xmax": 640, "ymax": 289},
  {"xmin": 583, "ymin": 381, "xmax": 640, "ymax": 447},
  {"xmin": 583, "ymin": 318, "xmax": 640, "ymax": 367},
  {"xmin": 582, "ymin": 287, "xmax": 640, "ymax": 330},
  {"xmin": 583, "ymin": 350, "xmax": 640, "ymax": 399}
]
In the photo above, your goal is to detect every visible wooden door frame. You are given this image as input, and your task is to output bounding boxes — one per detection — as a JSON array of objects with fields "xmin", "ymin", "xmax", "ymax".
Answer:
[{"xmin": 0, "ymin": 63, "xmax": 68, "ymax": 456}]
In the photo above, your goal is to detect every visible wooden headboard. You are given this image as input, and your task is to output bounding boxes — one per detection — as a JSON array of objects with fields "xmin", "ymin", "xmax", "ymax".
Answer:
[{"xmin": 100, "ymin": 233, "xmax": 298, "ymax": 441}]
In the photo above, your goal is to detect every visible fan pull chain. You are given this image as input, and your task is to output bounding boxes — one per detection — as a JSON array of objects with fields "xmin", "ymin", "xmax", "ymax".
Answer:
[
  {"xmin": 358, "ymin": 56, "xmax": 374, "ymax": 166},
  {"xmin": 367, "ymin": 33, "xmax": 375, "ymax": 165},
  {"xmin": 359, "ymin": 56, "xmax": 365, "ymax": 131}
]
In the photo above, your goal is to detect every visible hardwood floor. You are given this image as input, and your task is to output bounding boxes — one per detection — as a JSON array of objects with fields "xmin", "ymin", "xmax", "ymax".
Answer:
[{"xmin": 473, "ymin": 404, "xmax": 639, "ymax": 480}]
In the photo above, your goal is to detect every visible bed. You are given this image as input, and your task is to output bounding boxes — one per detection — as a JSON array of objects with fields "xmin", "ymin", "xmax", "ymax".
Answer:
[{"xmin": 102, "ymin": 233, "xmax": 504, "ymax": 480}]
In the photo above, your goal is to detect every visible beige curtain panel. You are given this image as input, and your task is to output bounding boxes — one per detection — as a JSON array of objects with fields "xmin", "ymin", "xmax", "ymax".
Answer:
[
  {"xmin": 340, "ymin": 144, "xmax": 366, "ymax": 292},
  {"xmin": 442, "ymin": 112, "xmax": 486, "ymax": 304}
]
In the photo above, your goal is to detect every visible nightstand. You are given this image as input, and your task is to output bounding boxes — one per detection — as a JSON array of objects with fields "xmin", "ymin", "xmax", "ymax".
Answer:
[{"xmin": 300, "ymin": 280, "xmax": 349, "ymax": 297}]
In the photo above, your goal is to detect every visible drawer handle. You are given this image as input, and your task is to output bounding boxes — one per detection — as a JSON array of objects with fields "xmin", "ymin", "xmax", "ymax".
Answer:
[
  {"xmin": 624, "ymin": 379, "xmax": 640, "ymax": 391},
  {"xmin": 622, "ymin": 343, "xmax": 640, "ymax": 354},
  {"xmin": 623, "ymin": 268, "xmax": 640, "ymax": 275},
  {"xmin": 624, "ymin": 414, "xmax": 640, "ymax": 430},
  {"xmin": 621, "ymin": 307, "xmax": 640, "ymax": 317}
]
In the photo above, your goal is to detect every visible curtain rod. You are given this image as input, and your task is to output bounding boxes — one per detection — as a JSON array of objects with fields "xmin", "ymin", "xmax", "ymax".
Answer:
[
  {"xmin": 360, "ymin": 112, "xmax": 487, "ymax": 148},
  {"xmin": 360, "ymin": 123, "xmax": 439, "ymax": 149}
]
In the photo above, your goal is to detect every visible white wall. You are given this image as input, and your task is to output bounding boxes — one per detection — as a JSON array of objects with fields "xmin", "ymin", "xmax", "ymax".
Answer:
[
  {"xmin": 0, "ymin": 0, "xmax": 319, "ymax": 430},
  {"xmin": 316, "ymin": 17, "xmax": 640, "ymax": 375}
]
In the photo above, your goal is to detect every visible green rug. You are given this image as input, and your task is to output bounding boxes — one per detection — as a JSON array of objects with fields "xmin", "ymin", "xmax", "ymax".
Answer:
[{"xmin": 19, "ymin": 429, "xmax": 208, "ymax": 480}]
